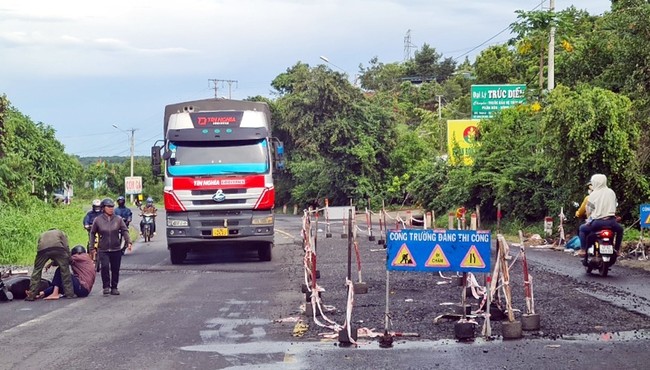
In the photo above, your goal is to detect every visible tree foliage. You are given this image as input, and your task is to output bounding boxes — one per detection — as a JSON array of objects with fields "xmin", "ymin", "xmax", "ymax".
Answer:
[
  {"xmin": 0, "ymin": 100, "xmax": 82, "ymax": 205},
  {"xmin": 4, "ymin": 1, "xmax": 650, "ymax": 230}
]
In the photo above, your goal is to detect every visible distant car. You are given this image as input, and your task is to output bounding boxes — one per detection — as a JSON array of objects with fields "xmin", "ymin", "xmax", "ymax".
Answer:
[{"xmin": 53, "ymin": 190, "xmax": 66, "ymax": 203}]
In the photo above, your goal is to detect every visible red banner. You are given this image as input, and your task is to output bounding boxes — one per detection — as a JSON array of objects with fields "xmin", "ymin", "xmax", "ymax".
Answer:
[{"xmin": 172, "ymin": 176, "xmax": 265, "ymax": 190}]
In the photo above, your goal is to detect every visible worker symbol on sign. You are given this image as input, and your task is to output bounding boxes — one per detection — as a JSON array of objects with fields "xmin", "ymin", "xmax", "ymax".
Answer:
[
  {"xmin": 460, "ymin": 245, "xmax": 486, "ymax": 268},
  {"xmin": 391, "ymin": 244, "xmax": 417, "ymax": 267}
]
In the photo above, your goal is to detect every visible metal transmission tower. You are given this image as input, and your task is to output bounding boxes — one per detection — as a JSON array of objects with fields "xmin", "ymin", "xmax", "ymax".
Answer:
[
  {"xmin": 404, "ymin": 29, "xmax": 416, "ymax": 62},
  {"xmin": 208, "ymin": 79, "xmax": 238, "ymax": 99}
]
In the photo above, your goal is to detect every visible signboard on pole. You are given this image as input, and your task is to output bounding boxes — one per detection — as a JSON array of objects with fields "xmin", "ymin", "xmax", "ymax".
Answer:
[
  {"xmin": 641, "ymin": 204, "xmax": 650, "ymax": 228},
  {"xmin": 124, "ymin": 176, "xmax": 143, "ymax": 195},
  {"xmin": 471, "ymin": 84, "xmax": 526, "ymax": 119},
  {"xmin": 386, "ymin": 229, "xmax": 491, "ymax": 273},
  {"xmin": 447, "ymin": 120, "xmax": 480, "ymax": 165}
]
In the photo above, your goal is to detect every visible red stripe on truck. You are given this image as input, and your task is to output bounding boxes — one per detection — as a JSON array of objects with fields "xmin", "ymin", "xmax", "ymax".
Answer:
[{"xmin": 172, "ymin": 176, "xmax": 265, "ymax": 190}]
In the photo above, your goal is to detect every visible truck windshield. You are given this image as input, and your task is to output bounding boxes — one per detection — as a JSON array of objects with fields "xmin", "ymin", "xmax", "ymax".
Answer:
[{"xmin": 167, "ymin": 139, "xmax": 269, "ymax": 176}]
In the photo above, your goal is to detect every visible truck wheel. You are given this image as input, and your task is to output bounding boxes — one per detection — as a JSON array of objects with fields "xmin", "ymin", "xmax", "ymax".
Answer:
[
  {"xmin": 258, "ymin": 242, "xmax": 272, "ymax": 262},
  {"xmin": 170, "ymin": 247, "xmax": 186, "ymax": 265}
]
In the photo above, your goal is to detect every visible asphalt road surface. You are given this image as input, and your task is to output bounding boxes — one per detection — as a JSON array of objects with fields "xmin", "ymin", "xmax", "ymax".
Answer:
[{"xmin": 1, "ymin": 213, "xmax": 650, "ymax": 369}]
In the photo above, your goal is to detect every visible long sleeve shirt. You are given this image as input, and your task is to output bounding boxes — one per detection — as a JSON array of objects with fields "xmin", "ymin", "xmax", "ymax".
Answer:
[
  {"xmin": 37, "ymin": 229, "xmax": 69, "ymax": 253},
  {"xmin": 90, "ymin": 214, "xmax": 131, "ymax": 253},
  {"xmin": 71, "ymin": 253, "xmax": 96, "ymax": 292}
]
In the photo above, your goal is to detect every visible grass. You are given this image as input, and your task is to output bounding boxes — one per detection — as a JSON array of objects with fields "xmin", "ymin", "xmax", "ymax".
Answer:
[{"xmin": 0, "ymin": 200, "xmax": 137, "ymax": 266}]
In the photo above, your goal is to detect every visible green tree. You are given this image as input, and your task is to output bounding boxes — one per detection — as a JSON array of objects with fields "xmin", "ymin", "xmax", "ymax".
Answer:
[
  {"xmin": 474, "ymin": 45, "xmax": 519, "ymax": 84},
  {"xmin": 0, "ymin": 102, "xmax": 81, "ymax": 204},
  {"xmin": 357, "ymin": 57, "xmax": 405, "ymax": 91},
  {"xmin": 540, "ymin": 85, "xmax": 648, "ymax": 218},
  {"xmin": 272, "ymin": 62, "xmax": 398, "ymax": 205}
]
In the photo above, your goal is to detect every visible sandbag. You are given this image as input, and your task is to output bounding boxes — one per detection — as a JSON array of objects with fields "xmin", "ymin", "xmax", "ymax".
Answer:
[{"xmin": 3, "ymin": 276, "xmax": 51, "ymax": 300}]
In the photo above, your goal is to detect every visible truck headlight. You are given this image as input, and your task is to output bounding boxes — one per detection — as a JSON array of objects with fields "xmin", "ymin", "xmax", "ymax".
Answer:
[
  {"xmin": 167, "ymin": 219, "xmax": 188, "ymax": 227},
  {"xmin": 252, "ymin": 215, "xmax": 273, "ymax": 225}
]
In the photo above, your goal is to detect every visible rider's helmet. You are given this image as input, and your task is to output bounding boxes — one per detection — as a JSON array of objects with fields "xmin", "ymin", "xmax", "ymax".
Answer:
[
  {"xmin": 146, "ymin": 197, "xmax": 153, "ymax": 205},
  {"xmin": 71, "ymin": 245, "xmax": 86, "ymax": 255},
  {"xmin": 101, "ymin": 198, "xmax": 115, "ymax": 208},
  {"xmin": 117, "ymin": 195, "xmax": 126, "ymax": 205},
  {"xmin": 92, "ymin": 199, "xmax": 102, "ymax": 212}
]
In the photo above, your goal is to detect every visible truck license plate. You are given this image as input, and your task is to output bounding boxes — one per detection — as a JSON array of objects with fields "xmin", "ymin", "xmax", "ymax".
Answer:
[
  {"xmin": 600, "ymin": 244, "xmax": 614, "ymax": 254},
  {"xmin": 212, "ymin": 228, "xmax": 228, "ymax": 237}
]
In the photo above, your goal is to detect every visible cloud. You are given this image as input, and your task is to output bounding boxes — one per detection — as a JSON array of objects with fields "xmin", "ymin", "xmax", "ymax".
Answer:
[
  {"xmin": 0, "ymin": 31, "xmax": 195, "ymax": 54},
  {"xmin": 0, "ymin": 7, "xmax": 77, "ymax": 22}
]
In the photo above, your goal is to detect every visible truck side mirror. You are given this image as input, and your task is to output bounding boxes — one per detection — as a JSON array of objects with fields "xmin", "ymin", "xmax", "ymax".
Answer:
[
  {"xmin": 151, "ymin": 146, "xmax": 162, "ymax": 177},
  {"xmin": 273, "ymin": 140, "xmax": 285, "ymax": 171}
]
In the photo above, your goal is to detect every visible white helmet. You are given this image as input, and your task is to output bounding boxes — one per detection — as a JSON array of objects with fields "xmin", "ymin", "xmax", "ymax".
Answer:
[{"xmin": 92, "ymin": 199, "xmax": 101, "ymax": 207}]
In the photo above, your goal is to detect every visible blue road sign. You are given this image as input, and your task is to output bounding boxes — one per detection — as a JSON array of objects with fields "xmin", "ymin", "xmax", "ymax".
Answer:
[
  {"xmin": 386, "ymin": 229, "xmax": 491, "ymax": 273},
  {"xmin": 641, "ymin": 204, "xmax": 650, "ymax": 228}
]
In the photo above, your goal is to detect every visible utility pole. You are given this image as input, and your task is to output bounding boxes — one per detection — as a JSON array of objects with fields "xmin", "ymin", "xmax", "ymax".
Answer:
[
  {"xmin": 129, "ymin": 128, "xmax": 135, "ymax": 204},
  {"xmin": 548, "ymin": 0, "xmax": 555, "ymax": 91},
  {"xmin": 113, "ymin": 125, "xmax": 137, "ymax": 204},
  {"xmin": 208, "ymin": 79, "xmax": 238, "ymax": 99}
]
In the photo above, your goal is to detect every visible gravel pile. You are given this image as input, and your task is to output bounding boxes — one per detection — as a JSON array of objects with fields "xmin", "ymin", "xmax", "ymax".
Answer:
[{"xmin": 297, "ymin": 228, "xmax": 650, "ymax": 341}]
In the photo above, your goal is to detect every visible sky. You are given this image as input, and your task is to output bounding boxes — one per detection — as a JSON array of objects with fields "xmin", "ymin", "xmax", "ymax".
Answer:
[{"xmin": 0, "ymin": 0, "xmax": 612, "ymax": 157}]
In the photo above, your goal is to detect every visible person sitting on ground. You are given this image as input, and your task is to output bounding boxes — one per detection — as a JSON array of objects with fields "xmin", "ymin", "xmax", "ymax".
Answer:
[
  {"xmin": 578, "ymin": 174, "xmax": 624, "ymax": 264},
  {"xmin": 42, "ymin": 245, "xmax": 96, "ymax": 300},
  {"xmin": 25, "ymin": 229, "xmax": 76, "ymax": 301}
]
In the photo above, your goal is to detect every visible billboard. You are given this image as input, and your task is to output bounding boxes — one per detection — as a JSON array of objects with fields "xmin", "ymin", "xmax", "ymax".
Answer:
[
  {"xmin": 447, "ymin": 120, "xmax": 480, "ymax": 165},
  {"xmin": 124, "ymin": 176, "xmax": 143, "ymax": 195},
  {"xmin": 471, "ymin": 84, "xmax": 526, "ymax": 119}
]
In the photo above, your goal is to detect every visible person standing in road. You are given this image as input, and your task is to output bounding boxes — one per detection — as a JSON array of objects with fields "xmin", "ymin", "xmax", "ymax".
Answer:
[
  {"xmin": 25, "ymin": 229, "xmax": 76, "ymax": 301},
  {"xmin": 90, "ymin": 198, "xmax": 132, "ymax": 296}
]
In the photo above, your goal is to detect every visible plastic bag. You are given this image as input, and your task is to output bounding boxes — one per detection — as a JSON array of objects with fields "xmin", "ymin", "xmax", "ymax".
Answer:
[{"xmin": 565, "ymin": 235, "xmax": 581, "ymax": 250}]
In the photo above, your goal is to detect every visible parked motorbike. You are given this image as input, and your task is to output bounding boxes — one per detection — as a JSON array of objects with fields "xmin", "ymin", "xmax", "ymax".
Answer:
[
  {"xmin": 584, "ymin": 228, "xmax": 617, "ymax": 277},
  {"xmin": 141, "ymin": 213, "xmax": 155, "ymax": 242}
]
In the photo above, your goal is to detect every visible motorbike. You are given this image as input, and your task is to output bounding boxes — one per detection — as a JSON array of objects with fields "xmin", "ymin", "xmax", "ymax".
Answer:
[
  {"xmin": 584, "ymin": 228, "xmax": 617, "ymax": 277},
  {"xmin": 120, "ymin": 220, "xmax": 130, "ymax": 255},
  {"xmin": 141, "ymin": 213, "xmax": 155, "ymax": 242},
  {"xmin": 85, "ymin": 227, "xmax": 100, "ymax": 272}
]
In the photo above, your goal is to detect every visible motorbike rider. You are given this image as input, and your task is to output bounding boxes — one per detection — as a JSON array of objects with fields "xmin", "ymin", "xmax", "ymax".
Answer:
[
  {"xmin": 578, "ymin": 174, "xmax": 624, "ymax": 265},
  {"xmin": 114, "ymin": 195, "xmax": 133, "ymax": 227},
  {"xmin": 83, "ymin": 199, "xmax": 103, "ymax": 230},
  {"xmin": 575, "ymin": 183, "xmax": 592, "ymax": 221},
  {"xmin": 140, "ymin": 197, "xmax": 157, "ymax": 236}
]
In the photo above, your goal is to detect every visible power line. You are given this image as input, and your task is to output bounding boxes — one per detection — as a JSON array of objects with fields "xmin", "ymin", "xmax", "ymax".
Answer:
[
  {"xmin": 58, "ymin": 131, "xmax": 115, "ymax": 139},
  {"xmin": 208, "ymin": 79, "xmax": 238, "ymax": 99},
  {"xmin": 452, "ymin": 0, "xmax": 547, "ymax": 61}
]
